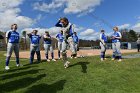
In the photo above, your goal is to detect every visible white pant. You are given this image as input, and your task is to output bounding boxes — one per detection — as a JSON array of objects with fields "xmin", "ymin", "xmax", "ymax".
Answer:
[
  {"xmin": 61, "ymin": 37, "xmax": 76, "ymax": 54},
  {"xmin": 44, "ymin": 44, "xmax": 53, "ymax": 54},
  {"xmin": 112, "ymin": 42, "xmax": 121, "ymax": 56},
  {"xmin": 30, "ymin": 44, "xmax": 40, "ymax": 52},
  {"xmin": 58, "ymin": 42, "xmax": 62, "ymax": 51},
  {"xmin": 100, "ymin": 42, "xmax": 106, "ymax": 52},
  {"xmin": 7, "ymin": 43, "xmax": 19, "ymax": 57}
]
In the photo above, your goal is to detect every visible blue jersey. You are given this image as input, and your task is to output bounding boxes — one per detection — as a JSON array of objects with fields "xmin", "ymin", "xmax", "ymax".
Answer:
[
  {"xmin": 29, "ymin": 34, "xmax": 41, "ymax": 44},
  {"xmin": 6, "ymin": 30, "xmax": 20, "ymax": 43},
  {"xmin": 44, "ymin": 35, "xmax": 52, "ymax": 44},
  {"xmin": 100, "ymin": 33, "xmax": 107, "ymax": 43},
  {"xmin": 112, "ymin": 32, "xmax": 122, "ymax": 43},
  {"xmin": 56, "ymin": 33, "xmax": 64, "ymax": 42},
  {"xmin": 73, "ymin": 35, "xmax": 79, "ymax": 43}
]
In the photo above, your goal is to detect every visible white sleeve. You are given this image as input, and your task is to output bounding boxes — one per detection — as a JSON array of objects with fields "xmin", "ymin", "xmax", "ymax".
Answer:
[
  {"xmin": 118, "ymin": 32, "xmax": 122, "ymax": 37},
  {"xmin": 6, "ymin": 30, "xmax": 10, "ymax": 38},
  {"xmin": 72, "ymin": 24, "xmax": 75, "ymax": 33}
]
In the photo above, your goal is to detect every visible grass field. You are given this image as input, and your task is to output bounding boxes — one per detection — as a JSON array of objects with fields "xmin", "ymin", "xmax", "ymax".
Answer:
[{"xmin": 0, "ymin": 51, "xmax": 140, "ymax": 93}]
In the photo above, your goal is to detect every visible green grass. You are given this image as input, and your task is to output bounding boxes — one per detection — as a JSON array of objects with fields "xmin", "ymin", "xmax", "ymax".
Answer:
[{"xmin": 0, "ymin": 51, "xmax": 140, "ymax": 93}]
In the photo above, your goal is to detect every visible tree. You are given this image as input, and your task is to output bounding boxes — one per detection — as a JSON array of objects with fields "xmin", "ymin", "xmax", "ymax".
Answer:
[
  {"xmin": 22, "ymin": 31, "xmax": 27, "ymax": 50},
  {"xmin": 128, "ymin": 30, "xmax": 138, "ymax": 42}
]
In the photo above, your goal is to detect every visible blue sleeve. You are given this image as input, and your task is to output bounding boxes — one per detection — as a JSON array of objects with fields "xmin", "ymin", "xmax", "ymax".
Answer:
[
  {"xmin": 55, "ymin": 21, "xmax": 63, "ymax": 27},
  {"xmin": 77, "ymin": 36, "xmax": 79, "ymax": 42},
  {"xmin": 39, "ymin": 35, "xmax": 41, "ymax": 39}
]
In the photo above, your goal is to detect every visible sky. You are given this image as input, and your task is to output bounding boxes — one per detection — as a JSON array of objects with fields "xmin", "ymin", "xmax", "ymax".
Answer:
[{"xmin": 0, "ymin": 0, "xmax": 140, "ymax": 40}]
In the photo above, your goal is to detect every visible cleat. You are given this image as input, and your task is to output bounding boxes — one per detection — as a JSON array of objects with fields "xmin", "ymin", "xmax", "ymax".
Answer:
[
  {"xmin": 47, "ymin": 59, "xmax": 50, "ymax": 62},
  {"xmin": 104, "ymin": 58, "xmax": 107, "ymax": 60},
  {"xmin": 118, "ymin": 59, "xmax": 122, "ymax": 62},
  {"xmin": 70, "ymin": 57, "xmax": 73, "ymax": 59},
  {"xmin": 5, "ymin": 66, "xmax": 10, "ymax": 70},
  {"xmin": 52, "ymin": 59, "xmax": 56, "ymax": 62},
  {"xmin": 101, "ymin": 58, "xmax": 104, "ymax": 61},
  {"xmin": 74, "ymin": 57, "xmax": 77, "ymax": 59},
  {"xmin": 58, "ymin": 58, "xmax": 61, "ymax": 60},
  {"xmin": 64, "ymin": 64, "xmax": 68, "ymax": 68},
  {"xmin": 111, "ymin": 58, "xmax": 115, "ymax": 61},
  {"xmin": 64, "ymin": 61, "xmax": 70, "ymax": 68},
  {"xmin": 16, "ymin": 64, "xmax": 20, "ymax": 67},
  {"xmin": 17, "ymin": 64, "xmax": 23, "ymax": 67}
]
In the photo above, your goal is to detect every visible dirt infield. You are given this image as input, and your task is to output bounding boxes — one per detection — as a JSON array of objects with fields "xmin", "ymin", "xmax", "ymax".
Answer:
[{"xmin": 17, "ymin": 49, "xmax": 137, "ymax": 59}]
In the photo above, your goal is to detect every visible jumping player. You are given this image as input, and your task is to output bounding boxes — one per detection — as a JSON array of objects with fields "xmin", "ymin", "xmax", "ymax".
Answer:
[
  {"xmin": 111, "ymin": 27, "xmax": 122, "ymax": 61},
  {"xmin": 43, "ymin": 31, "xmax": 56, "ymax": 62},
  {"xmin": 28, "ymin": 30, "xmax": 41, "ymax": 64},
  {"xmin": 5, "ymin": 24, "xmax": 20, "ymax": 70},
  {"xmin": 56, "ymin": 30, "xmax": 64, "ymax": 59},
  {"xmin": 55, "ymin": 17, "xmax": 76, "ymax": 68},
  {"xmin": 99, "ymin": 30, "xmax": 107, "ymax": 61},
  {"xmin": 72, "ymin": 32, "xmax": 79, "ymax": 58}
]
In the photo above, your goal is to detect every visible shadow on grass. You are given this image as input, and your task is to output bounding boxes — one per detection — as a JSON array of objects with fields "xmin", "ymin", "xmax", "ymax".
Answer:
[
  {"xmin": 25, "ymin": 80, "xmax": 66, "ymax": 93},
  {"xmin": 0, "ymin": 65, "xmax": 38, "ymax": 75},
  {"xmin": 41, "ymin": 59, "xmax": 59, "ymax": 63},
  {"xmin": 69, "ymin": 62, "xmax": 90, "ymax": 73},
  {"xmin": 105, "ymin": 56, "xmax": 111, "ymax": 58},
  {"xmin": 0, "ymin": 74, "xmax": 46, "ymax": 93},
  {"xmin": 1, "ymin": 69, "xmax": 44, "ymax": 80}
]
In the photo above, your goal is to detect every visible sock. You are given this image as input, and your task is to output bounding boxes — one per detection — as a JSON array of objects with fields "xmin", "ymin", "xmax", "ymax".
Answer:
[
  {"xmin": 112, "ymin": 52, "xmax": 116, "ymax": 58},
  {"xmin": 30, "ymin": 51, "xmax": 35, "ymax": 64},
  {"xmin": 6, "ymin": 56, "xmax": 11, "ymax": 66},
  {"xmin": 36, "ymin": 51, "xmax": 41, "ymax": 61},
  {"xmin": 103, "ymin": 52, "xmax": 105, "ymax": 59},
  {"xmin": 119, "ymin": 56, "xmax": 122, "ymax": 59},
  {"xmin": 51, "ymin": 53, "xmax": 54, "ymax": 59},
  {"xmin": 58, "ymin": 51, "xmax": 60, "ymax": 58},
  {"xmin": 46, "ymin": 53, "xmax": 48, "ymax": 59},
  {"xmin": 100, "ymin": 52, "xmax": 104, "ymax": 58},
  {"xmin": 16, "ymin": 57, "xmax": 19, "ymax": 64}
]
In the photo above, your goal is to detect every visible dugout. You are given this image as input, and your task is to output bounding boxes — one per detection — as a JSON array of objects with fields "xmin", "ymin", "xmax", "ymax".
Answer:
[{"xmin": 106, "ymin": 42, "xmax": 137, "ymax": 49}]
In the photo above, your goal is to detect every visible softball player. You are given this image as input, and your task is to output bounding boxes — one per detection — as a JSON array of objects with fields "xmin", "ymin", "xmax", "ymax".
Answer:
[
  {"xmin": 55, "ymin": 17, "xmax": 76, "ymax": 68},
  {"xmin": 43, "ymin": 31, "xmax": 56, "ymax": 62},
  {"xmin": 28, "ymin": 30, "xmax": 41, "ymax": 64},
  {"xmin": 5, "ymin": 24, "xmax": 20, "ymax": 70},
  {"xmin": 72, "ymin": 32, "xmax": 79, "ymax": 58},
  {"xmin": 99, "ymin": 30, "xmax": 107, "ymax": 61},
  {"xmin": 56, "ymin": 30, "xmax": 64, "ymax": 59},
  {"xmin": 111, "ymin": 27, "xmax": 122, "ymax": 61}
]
